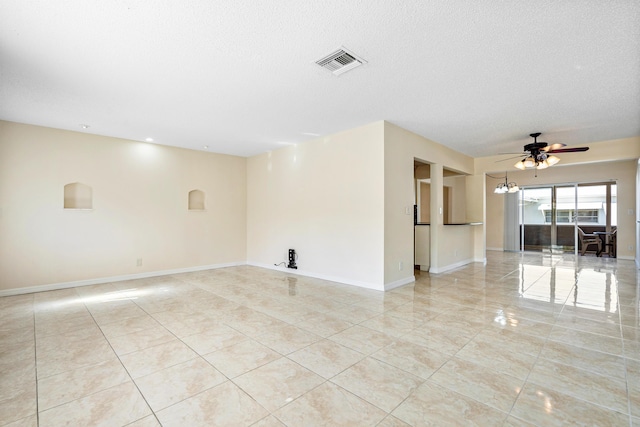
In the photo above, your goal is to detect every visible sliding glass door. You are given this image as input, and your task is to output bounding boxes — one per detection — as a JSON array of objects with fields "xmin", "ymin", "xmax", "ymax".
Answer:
[
  {"xmin": 516, "ymin": 182, "xmax": 617, "ymax": 255},
  {"xmin": 554, "ymin": 186, "xmax": 577, "ymax": 253},
  {"xmin": 576, "ymin": 184, "xmax": 617, "ymax": 256},
  {"xmin": 519, "ymin": 185, "xmax": 575, "ymax": 253},
  {"xmin": 520, "ymin": 187, "xmax": 554, "ymax": 252}
]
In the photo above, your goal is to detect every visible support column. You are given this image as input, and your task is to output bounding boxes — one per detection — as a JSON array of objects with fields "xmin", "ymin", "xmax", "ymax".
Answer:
[{"xmin": 430, "ymin": 164, "xmax": 443, "ymax": 270}]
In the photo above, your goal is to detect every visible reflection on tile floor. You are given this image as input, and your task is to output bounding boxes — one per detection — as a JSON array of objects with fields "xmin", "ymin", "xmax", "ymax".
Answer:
[{"xmin": 1, "ymin": 251, "xmax": 639, "ymax": 426}]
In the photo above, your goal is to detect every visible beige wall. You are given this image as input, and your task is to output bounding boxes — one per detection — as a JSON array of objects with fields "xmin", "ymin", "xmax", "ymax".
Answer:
[
  {"xmin": 246, "ymin": 122, "xmax": 386, "ymax": 289},
  {"xmin": 418, "ymin": 182, "xmax": 430, "ymax": 223},
  {"xmin": 485, "ymin": 181, "xmax": 506, "ymax": 250},
  {"xmin": 5, "ymin": 118, "xmax": 633, "ymax": 294},
  {"xmin": 465, "ymin": 174, "xmax": 486, "ymax": 259},
  {"xmin": 482, "ymin": 160, "xmax": 637, "ymax": 258},
  {"xmin": 477, "ymin": 136, "xmax": 640, "ymax": 256},
  {"xmin": 0, "ymin": 121, "xmax": 247, "ymax": 292},
  {"xmin": 437, "ymin": 225, "xmax": 475, "ymax": 267},
  {"xmin": 384, "ymin": 122, "xmax": 479, "ymax": 280},
  {"xmin": 443, "ymin": 175, "xmax": 467, "ymax": 224}
]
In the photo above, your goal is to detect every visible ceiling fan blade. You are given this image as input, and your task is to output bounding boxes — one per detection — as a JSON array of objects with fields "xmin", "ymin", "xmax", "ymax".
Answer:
[
  {"xmin": 547, "ymin": 147, "xmax": 589, "ymax": 153},
  {"xmin": 495, "ymin": 155, "xmax": 525, "ymax": 162},
  {"xmin": 541, "ymin": 143, "xmax": 566, "ymax": 152}
]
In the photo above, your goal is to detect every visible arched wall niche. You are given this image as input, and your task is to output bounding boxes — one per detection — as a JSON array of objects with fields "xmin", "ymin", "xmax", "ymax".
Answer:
[
  {"xmin": 188, "ymin": 189, "xmax": 205, "ymax": 210},
  {"xmin": 64, "ymin": 182, "xmax": 93, "ymax": 209}
]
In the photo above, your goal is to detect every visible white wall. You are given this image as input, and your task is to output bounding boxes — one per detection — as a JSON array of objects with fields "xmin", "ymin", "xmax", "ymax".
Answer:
[
  {"xmin": 0, "ymin": 121, "xmax": 247, "ymax": 292},
  {"xmin": 246, "ymin": 122, "xmax": 386, "ymax": 289}
]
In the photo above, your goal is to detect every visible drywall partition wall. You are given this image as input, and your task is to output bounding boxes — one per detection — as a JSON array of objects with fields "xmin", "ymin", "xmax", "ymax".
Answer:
[
  {"xmin": 0, "ymin": 121, "xmax": 247, "ymax": 292},
  {"xmin": 438, "ymin": 225, "xmax": 474, "ymax": 268},
  {"xmin": 481, "ymin": 160, "xmax": 637, "ymax": 258},
  {"xmin": 246, "ymin": 121, "xmax": 385, "ymax": 290},
  {"xmin": 383, "ymin": 122, "xmax": 476, "ymax": 282},
  {"xmin": 443, "ymin": 175, "xmax": 466, "ymax": 224},
  {"xmin": 485, "ymin": 179, "xmax": 507, "ymax": 251},
  {"xmin": 465, "ymin": 174, "xmax": 486, "ymax": 261}
]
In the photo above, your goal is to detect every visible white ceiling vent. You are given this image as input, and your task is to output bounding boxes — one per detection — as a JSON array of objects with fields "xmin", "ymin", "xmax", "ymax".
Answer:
[{"xmin": 316, "ymin": 47, "xmax": 366, "ymax": 76}]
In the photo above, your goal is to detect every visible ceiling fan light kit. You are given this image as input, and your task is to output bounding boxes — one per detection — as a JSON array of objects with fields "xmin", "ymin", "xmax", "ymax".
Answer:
[{"xmin": 512, "ymin": 132, "xmax": 588, "ymax": 171}]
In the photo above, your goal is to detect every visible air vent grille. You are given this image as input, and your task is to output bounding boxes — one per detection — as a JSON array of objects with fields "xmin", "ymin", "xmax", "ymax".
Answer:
[{"xmin": 316, "ymin": 48, "xmax": 366, "ymax": 76}]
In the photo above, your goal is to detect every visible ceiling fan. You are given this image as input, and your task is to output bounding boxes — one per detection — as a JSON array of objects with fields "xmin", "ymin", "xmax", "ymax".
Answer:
[{"xmin": 507, "ymin": 132, "xmax": 590, "ymax": 170}]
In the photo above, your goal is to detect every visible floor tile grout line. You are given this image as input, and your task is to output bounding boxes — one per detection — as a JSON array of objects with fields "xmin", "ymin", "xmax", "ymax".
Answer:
[
  {"xmin": 226, "ymin": 355, "xmax": 330, "ymax": 424},
  {"xmin": 618, "ymin": 290, "xmax": 634, "ymax": 425},
  {"xmin": 80, "ymin": 287, "xmax": 164, "ymax": 427},
  {"xmin": 499, "ymin": 272, "xmax": 559, "ymax": 422},
  {"xmin": 508, "ymin": 278, "xmax": 631, "ymax": 420},
  {"xmin": 407, "ymin": 325, "xmax": 520, "ymax": 418},
  {"xmin": 9, "ymin": 253, "xmax": 639, "ymax": 426},
  {"xmin": 226, "ymin": 329, "xmax": 396, "ymax": 421},
  {"xmin": 152, "ymin": 288, "xmax": 337, "ymax": 418},
  {"xmin": 522, "ymin": 370, "xmax": 631, "ymax": 416},
  {"xmin": 33, "ymin": 294, "xmax": 126, "ymax": 412}
]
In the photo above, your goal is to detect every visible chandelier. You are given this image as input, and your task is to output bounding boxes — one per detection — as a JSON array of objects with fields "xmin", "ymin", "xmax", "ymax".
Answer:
[{"xmin": 493, "ymin": 173, "xmax": 519, "ymax": 194}]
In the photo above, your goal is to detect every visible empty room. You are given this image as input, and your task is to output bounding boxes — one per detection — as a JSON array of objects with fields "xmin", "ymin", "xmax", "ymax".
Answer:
[{"xmin": 1, "ymin": 1, "xmax": 639, "ymax": 426}]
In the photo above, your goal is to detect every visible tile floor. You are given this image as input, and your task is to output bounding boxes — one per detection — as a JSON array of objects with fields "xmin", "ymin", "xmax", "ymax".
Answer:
[{"xmin": 1, "ymin": 251, "xmax": 639, "ymax": 426}]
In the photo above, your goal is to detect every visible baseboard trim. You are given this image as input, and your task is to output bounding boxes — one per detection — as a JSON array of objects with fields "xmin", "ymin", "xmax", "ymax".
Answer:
[
  {"xmin": 486, "ymin": 247, "xmax": 504, "ymax": 251},
  {"xmin": 0, "ymin": 262, "xmax": 245, "ymax": 297},
  {"xmin": 429, "ymin": 258, "xmax": 477, "ymax": 274},
  {"xmin": 247, "ymin": 262, "xmax": 385, "ymax": 291},
  {"xmin": 384, "ymin": 276, "xmax": 415, "ymax": 291}
]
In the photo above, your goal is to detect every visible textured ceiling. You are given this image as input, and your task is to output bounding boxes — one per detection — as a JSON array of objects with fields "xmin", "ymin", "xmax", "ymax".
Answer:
[{"xmin": 1, "ymin": 0, "xmax": 639, "ymax": 157}]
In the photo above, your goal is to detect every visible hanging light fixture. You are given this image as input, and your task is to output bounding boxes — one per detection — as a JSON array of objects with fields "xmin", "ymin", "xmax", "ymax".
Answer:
[
  {"xmin": 513, "ymin": 133, "xmax": 568, "ymax": 171},
  {"xmin": 493, "ymin": 173, "xmax": 519, "ymax": 194},
  {"xmin": 515, "ymin": 153, "xmax": 560, "ymax": 170}
]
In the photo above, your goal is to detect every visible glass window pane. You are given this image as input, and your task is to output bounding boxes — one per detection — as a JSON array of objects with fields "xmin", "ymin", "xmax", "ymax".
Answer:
[
  {"xmin": 520, "ymin": 187, "xmax": 552, "ymax": 251},
  {"xmin": 577, "ymin": 185, "xmax": 607, "ymax": 226}
]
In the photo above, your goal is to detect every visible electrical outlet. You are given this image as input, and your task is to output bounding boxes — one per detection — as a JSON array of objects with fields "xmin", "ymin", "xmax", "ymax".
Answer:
[
  {"xmin": 399, "ymin": 261, "xmax": 403, "ymax": 271},
  {"xmin": 136, "ymin": 258, "xmax": 142, "ymax": 267},
  {"xmin": 454, "ymin": 249, "xmax": 458, "ymax": 257}
]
